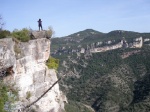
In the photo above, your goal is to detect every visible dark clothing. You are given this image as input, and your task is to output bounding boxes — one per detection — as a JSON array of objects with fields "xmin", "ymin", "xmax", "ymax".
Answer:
[{"xmin": 38, "ymin": 19, "xmax": 43, "ymax": 31}]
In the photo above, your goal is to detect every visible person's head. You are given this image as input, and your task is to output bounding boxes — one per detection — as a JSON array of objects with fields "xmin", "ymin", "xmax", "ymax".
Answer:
[{"xmin": 39, "ymin": 19, "xmax": 41, "ymax": 21}]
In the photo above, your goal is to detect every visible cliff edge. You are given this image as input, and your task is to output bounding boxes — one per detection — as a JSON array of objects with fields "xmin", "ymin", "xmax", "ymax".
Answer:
[{"xmin": 0, "ymin": 31, "xmax": 67, "ymax": 112}]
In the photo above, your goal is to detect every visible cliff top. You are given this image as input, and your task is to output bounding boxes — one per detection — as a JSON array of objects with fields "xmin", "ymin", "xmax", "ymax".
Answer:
[
  {"xmin": 0, "ymin": 29, "xmax": 52, "ymax": 42},
  {"xmin": 31, "ymin": 30, "xmax": 52, "ymax": 39}
]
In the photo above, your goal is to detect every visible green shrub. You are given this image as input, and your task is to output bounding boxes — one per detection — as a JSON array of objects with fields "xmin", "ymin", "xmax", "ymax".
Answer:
[
  {"xmin": 0, "ymin": 81, "xmax": 19, "ymax": 111},
  {"xmin": 11, "ymin": 28, "xmax": 30, "ymax": 42},
  {"xmin": 0, "ymin": 82, "xmax": 8, "ymax": 112},
  {"xmin": 26, "ymin": 91, "xmax": 31, "ymax": 100},
  {"xmin": 46, "ymin": 57, "xmax": 59, "ymax": 70},
  {"xmin": 0, "ymin": 30, "xmax": 11, "ymax": 39},
  {"xmin": 46, "ymin": 27, "xmax": 54, "ymax": 38}
]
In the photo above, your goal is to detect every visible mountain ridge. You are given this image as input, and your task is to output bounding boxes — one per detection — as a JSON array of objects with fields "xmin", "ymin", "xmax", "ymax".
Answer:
[
  {"xmin": 51, "ymin": 29, "xmax": 150, "ymax": 54},
  {"xmin": 56, "ymin": 29, "xmax": 150, "ymax": 38}
]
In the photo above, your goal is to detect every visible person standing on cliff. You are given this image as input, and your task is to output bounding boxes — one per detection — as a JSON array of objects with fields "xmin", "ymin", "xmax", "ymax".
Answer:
[{"xmin": 37, "ymin": 19, "xmax": 43, "ymax": 31}]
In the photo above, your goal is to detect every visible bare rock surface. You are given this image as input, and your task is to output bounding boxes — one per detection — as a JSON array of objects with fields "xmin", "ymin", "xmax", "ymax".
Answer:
[{"xmin": 0, "ymin": 31, "xmax": 67, "ymax": 112}]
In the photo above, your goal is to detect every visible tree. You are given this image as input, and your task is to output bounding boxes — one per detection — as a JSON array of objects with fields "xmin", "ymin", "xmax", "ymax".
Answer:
[
  {"xmin": 0, "ymin": 15, "xmax": 10, "ymax": 39},
  {"xmin": 0, "ymin": 15, "xmax": 5, "ymax": 30}
]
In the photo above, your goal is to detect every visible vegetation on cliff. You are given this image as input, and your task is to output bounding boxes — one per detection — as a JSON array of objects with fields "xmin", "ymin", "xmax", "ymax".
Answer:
[
  {"xmin": 0, "ymin": 30, "xmax": 11, "ymax": 39},
  {"xmin": 0, "ymin": 81, "xmax": 18, "ymax": 112},
  {"xmin": 0, "ymin": 82, "xmax": 8, "ymax": 112},
  {"xmin": 11, "ymin": 28, "xmax": 31, "ymax": 42},
  {"xmin": 46, "ymin": 57, "xmax": 59, "ymax": 70},
  {"xmin": 0, "ymin": 27, "xmax": 54, "ymax": 42}
]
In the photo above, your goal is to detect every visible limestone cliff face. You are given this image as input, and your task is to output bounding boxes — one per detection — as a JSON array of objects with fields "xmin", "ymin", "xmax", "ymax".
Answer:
[
  {"xmin": 90, "ymin": 37, "xmax": 143, "ymax": 53},
  {"xmin": 0, "ymin": 31, "xmax": 66, "ymax": 112},
  {"xmin": 90, "ymin": 42, "xmax": 122, "ymax": 53}
]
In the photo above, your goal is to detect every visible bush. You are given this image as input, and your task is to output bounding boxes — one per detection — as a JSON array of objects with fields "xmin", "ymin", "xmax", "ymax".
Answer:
[
  {"xmin": 46, "ymin": 27, "xmax": 54, "ymax": 38},
  {"xmin": 0, "ymin": 30, "xmax": 11, "ymax": 39},
  {"xmin": 0, "ymin": 82, "xmax": 8, "ymax": 112},
  {"xmin": 0, "ymin": 81, "xmax": 19, "ymax": 111},
  {"xmin": 26, "ymin": 91, "xmax": 31, "ymax": 100},
  {"xmin": 46, "ymin": 57, "xmax": 59, "ymax": 70},
  {"xmin": 11, "ymin": 28, "xmax": 30, "ymax": 42}
]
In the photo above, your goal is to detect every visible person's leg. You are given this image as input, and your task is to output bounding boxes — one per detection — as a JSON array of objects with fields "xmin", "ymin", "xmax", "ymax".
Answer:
[
  {"xmin": 41, "ymin": 25, "xmax": 43, "ymax": 30},
  {"xmin": 39, "ymin": 25, "xmax": 40, "ymax": 31}
]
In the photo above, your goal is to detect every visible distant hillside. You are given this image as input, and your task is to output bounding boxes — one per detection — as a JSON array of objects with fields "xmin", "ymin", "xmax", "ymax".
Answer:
[
  {"xmin": 67, "ymin": 29, "xmax": 104, "ymax": 38},
  {"xmin": 51, "ymin": 29, "xmax": 150, "ymax": 112},
  {"xmin": 57, "ymin": 46, "xmax": 150, "ymax": 112},
  {"xmin": 51, "ymin": 29, "xmax": 104, "ymax": 52},
  {"xmin": 51, "ymin": 29, "xmax": 150, "ymax": 53}
]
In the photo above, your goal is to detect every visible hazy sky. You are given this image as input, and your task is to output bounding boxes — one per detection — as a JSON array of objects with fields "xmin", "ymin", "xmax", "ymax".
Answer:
[{"xmin": 1, "ymin": 0, "xmax": 150, "ymax": 37}]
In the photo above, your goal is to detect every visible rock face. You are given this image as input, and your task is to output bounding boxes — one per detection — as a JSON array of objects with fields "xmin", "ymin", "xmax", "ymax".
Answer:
[
  {"xmin": 0, "ymin": 38, "xmax": 16, "ymax": 70},
  {"xmin": 90, "ymin": 37, "xmax": 143, "ymax": 53},
  {"xmin": 90, "ymin": 41, "xmax": 123, "ymax": 53},
  {"xmin": 0, "ymin": 31, "xmax": 66, "ymax": 112},
  {"xmin": 131, "ymin": 37, "xmax": 143, "ymax": 48}
]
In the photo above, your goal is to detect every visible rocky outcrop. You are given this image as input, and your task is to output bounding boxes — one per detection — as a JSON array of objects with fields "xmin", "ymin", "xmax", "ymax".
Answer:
[
  {"xmin": 131, "ymin": 37, "xmax": 143, "ymax": 48},
  {"xmin": 31, "ymin": 30, "xmax": 51, "ymax": 39},
  {"xmin": 0, "ymin": 31, "xmax": 66, "ymax": 112},
  {"xmin": 90, "ymin": 41, "xmax": 123, "ymax": 53},
  {"xmin": 53, "ymin": 37, "xmax": 144, "ymax": 56},
  {"xmin": 90, "ymin": 37, "xmax": 143, "ymax": 53}
]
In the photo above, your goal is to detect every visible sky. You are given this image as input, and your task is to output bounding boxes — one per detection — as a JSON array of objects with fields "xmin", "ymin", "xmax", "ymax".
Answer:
[{"xmin": 1, "ymin": 0, "xmax": 150, "ymax": 37}]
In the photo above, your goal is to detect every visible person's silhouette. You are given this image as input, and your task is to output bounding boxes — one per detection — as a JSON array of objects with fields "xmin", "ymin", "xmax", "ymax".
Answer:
[{"xmin": 37, "ymin": 19, "xmax": 43, "ymax": 31}]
